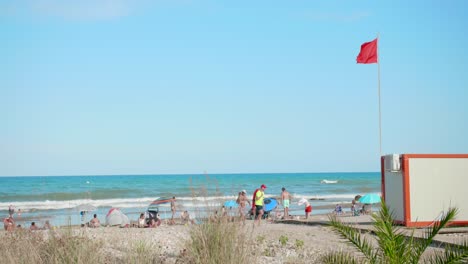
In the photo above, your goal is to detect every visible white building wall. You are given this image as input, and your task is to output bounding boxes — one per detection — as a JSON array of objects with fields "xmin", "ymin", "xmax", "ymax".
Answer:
[
  {"xmin": 384, "ymin": 171, "xmax": 405, "ymax": 221},
  {"xmin": 409, "ymin": 158, "xmax": 468, "ymax": 222}
]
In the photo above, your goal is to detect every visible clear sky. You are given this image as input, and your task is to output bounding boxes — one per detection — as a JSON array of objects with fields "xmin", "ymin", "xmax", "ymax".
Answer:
[{"xmin": 1, "ymin": 0, "xmax": 467, "ymax": 176}]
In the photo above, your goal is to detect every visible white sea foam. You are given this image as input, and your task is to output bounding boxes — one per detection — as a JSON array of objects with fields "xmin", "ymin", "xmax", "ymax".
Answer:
[{"xmin": 0, "ymin": 193, "xmax": 381, "ymax": 212}]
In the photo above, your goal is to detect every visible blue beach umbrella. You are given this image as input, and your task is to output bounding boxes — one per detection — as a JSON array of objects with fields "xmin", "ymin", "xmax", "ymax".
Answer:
[
  {"xmin": 359, "ymin": 194, "xmax": 381, "ymax": 204},
  {"xmin": 224, "ymin": 200, "xmax": 238, "ymax": 208},
  {"xmin": 263, "ymin": 198, "xmax": 278, "ymax": 212}
]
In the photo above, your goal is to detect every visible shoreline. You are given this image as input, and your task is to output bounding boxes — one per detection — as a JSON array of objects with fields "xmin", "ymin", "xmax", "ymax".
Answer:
[{"xmin": 4, "ymin": 200, "xmax": 378, "ymax": 229}]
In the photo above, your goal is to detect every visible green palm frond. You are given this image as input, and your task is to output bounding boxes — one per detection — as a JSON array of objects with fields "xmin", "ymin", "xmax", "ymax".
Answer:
[
  {"xmin": 372, "ymin": 200, "xmax": 413, "ymax": 263},
  {"xmin": 328, "ymin": 215, "xmax": 378, "ymax": 263},
  {"xmin": 411, "ymin": 208, "xmax": 458, "ymax": 263},
  {"xmin": 320, "ymin": 251, "xmax": 360, "ymax": 264},
  {"xmin": 328, "ymin": 200, "xmax": 468, "ymax": 264},
  {"xmin": 424, "ymin": 239, "xmax": 468, "ymax": 264}
]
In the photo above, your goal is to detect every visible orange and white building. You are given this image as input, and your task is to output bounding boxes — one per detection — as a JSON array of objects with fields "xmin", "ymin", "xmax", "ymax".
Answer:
[{"xmin": 381, "ymin": 154, "xmax": 468, "ymax": 227}]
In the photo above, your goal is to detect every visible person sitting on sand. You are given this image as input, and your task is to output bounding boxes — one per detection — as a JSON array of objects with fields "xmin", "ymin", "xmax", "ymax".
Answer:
[
  {"xmin": 43, "ymin": 220, "xmax": 52, "ymax": 230},
  {"xmin": 210, "ymin": 210, "xmax": 219, "ymax": 223},
  {"xmin": 89, "ymin": 214, "xmax": 101, "ymax": 228},
  {"xmin": 138, "ymin": 213, "xmax": 147, "ymax": 228},
  {"xmin": 3, "ymin": 216, "xmax": 15, "ymax": 231},
  {"xmin": 181, "ymin": 210, "xmax": 195, "ymax": 225},
  {"xmin": 361, "ymin": 204, "xmax": 370, "ymax": 214},
  {"xmin": 148, "ymin": 218, "xmax": 158, "ymax": 228},
  {"xmin": 335, "ymin": 204, "xmax": 343, "ymax": 215},
  {"xmin": 30, "ymin": 222, "xmax": 39, "ymax": 231}
]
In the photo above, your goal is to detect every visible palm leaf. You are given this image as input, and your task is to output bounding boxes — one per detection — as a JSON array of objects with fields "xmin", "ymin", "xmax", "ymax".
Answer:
[
  {"xmin": 372, "ymin": 200, "xmax": 413, "ymax": 263},
  {"xmin": 328, "ymin": 215, "xmax": 378, "ymax": 263},
  {"xmin": 411, "ymin": 208, "xmax": 458, "ymax": 263},
  {"xmin": 424, "ymin": 239, "xmax": 468, "ymax": 264},
  {"xmin": 321, "ymin": 251, "xmax": 360, "ymax": 264}
]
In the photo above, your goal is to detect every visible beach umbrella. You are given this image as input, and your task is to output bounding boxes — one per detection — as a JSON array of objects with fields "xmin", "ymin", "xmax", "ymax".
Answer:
[
  {"xmin": 354, "ymin": 195, "xmax": 362, "ymax": 201},
  {"xmin": 73, "ymin": 203, "xmax": 96, "ymax": 212},
  {"xmin": 359, "ymin": 194, "xmax": 381, "ymax": 204},
  {"xmin": 263, "ymin": 198, "xmax": 278, "ymax": 212},
  {"xmin": 148, "ymin": 197, "xmax": 171, "ymax": 210},
  {"xmin": 224, "ymin": 200, "xmax": 238, "ymax": 208},
  {"xmin": 150, "ymin": 197, "xmax": 172, "ymax": 205}
]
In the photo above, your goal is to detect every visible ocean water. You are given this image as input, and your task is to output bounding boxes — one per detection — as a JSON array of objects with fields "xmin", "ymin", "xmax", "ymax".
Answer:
[{"xmin": 0, "ymin": 172, "xmax": 380, "ymax": 227}]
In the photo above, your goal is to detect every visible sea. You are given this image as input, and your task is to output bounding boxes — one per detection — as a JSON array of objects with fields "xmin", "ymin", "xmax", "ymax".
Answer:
[{"xmin": 0, "ymin": 172, "xmax": 381, "ymax": 227}]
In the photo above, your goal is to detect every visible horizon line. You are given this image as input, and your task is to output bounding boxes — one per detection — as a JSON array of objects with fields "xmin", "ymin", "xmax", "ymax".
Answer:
[{"xmin": 0, "ymin": 171, "xmax": 380, "ymax": 177}]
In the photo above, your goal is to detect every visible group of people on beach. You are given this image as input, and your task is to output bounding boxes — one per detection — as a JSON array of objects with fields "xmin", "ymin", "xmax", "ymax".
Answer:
[
  {"xmin": 233, "ymin": 184, "xmax": 314, "ymax": 226},
  {"xmin": 3, "ymin": 204, "xmax": 52, "ymax": 231}
]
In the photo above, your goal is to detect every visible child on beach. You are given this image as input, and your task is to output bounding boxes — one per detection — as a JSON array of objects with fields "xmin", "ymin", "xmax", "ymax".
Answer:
[{"xmin": 335, "ymin": 204, "xmax": 343, "ymax": 215}]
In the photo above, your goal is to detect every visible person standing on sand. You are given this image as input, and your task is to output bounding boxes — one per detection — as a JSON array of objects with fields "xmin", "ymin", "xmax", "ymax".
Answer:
[
  {"xmin": 8, "ymin": 204, "xmax": 15, "ymax": 218},
  {"xmin": 236, "ymin": 190, "xmax": 250, "ymax": 223},
  {"xmin": 170, "ymin": 196, "xmax": 176, "ymax": 224},
  {"xmin": 280, "ymin": 187, "xmax": 291, "ymax": 219},
  {"xmin": 254, "ymin": 184, "xmax": 266, "ymax": 226}
]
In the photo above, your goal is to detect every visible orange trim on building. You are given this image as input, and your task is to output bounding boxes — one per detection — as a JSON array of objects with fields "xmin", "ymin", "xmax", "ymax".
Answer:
[
  {"xmin": 383, "ymin": 154, "xmax": 468, "ymax": 227},
  {"xmin": 403, "ymin": 154, "xmax": 468, "ymax": 159},
  {"xmin": 405, "ymin": 221, "xmax": 468, "ymax": 228},
  {"xmin": 402, "ymin": 155, "xmax": 411, "ymax": 226},
  {"xmin": 381, "ymin": 156, "xmax": 385, "ymax": 201}
]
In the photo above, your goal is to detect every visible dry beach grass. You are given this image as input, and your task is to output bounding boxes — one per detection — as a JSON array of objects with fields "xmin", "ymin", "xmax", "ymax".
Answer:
[{"xmin": 1, "ymin": 213, "xmax": 467, "ymax": 264}]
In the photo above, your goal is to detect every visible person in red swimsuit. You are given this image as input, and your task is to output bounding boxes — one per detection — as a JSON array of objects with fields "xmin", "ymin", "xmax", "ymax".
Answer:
[{"xmin": 298, "ymin": 198, "xmax": 312, "ymax": 219}]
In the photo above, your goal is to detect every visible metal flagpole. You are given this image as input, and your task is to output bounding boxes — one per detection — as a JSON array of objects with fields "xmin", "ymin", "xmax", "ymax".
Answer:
[{"xmin": 377, "ymin": 33, "xmax": 382, "ymax": 156}]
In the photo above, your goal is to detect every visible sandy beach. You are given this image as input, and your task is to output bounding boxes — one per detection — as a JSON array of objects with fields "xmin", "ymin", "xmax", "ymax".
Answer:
[{"xmin": 4, "ymin": 213, "xmax": 466, "ymax": 264}]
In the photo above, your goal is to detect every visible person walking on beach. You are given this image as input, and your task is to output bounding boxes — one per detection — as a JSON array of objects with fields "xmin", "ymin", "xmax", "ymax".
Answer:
[
  {"xmin": 170, "ymin": 196, "xmax": 176, "ymax": 225},
  {"xmin": 236, "ymin": 190, "xmax": 250, "ymax": 223},
  {"xmin": 280, "ymin": 187, "xmax": 291, "ymax": 220},
  {"xmin": 254, "ymin": 184, "xmax": 266, "ymax": 226}
]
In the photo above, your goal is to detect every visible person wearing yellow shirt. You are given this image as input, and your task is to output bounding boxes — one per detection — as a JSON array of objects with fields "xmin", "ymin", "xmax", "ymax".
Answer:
[{"xmin": 254, "ymin": 184, "xmax": 267, "ymax": 225}]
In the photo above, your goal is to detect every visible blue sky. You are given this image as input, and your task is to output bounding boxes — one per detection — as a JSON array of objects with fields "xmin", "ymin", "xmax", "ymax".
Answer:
[{"xmin": 1, "ymin": 0, "xmax": 467, "ymax": 176}]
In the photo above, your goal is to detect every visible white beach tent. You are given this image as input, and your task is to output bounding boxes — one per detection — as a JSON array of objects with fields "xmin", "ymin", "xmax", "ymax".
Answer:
[{"xmin": 105, "ymin": 208, "xmax": 130, "ymax": 227}]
